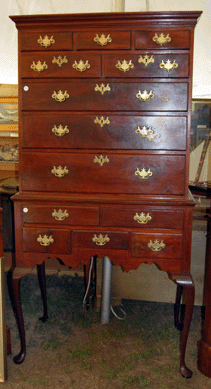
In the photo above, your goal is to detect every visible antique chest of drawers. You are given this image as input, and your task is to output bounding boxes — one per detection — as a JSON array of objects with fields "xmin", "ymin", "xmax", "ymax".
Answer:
[{"xmin": 10, "ymin": 11, "xmax": 201, "ymax": 376}]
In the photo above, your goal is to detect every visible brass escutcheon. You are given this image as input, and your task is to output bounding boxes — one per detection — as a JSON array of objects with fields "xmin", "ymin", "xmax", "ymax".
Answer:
[
  {"xmin": 147, "ymin": 239, "xmax": 166, "ymax": 252},
  {"xmin": 31, "ymin": 61, "xmax": 48, "ymax": 73},
  {"xmin": 94, "ymin": 116, "xmax": 110, "ymax": 128},
  {"xmin": 37, "ymin": 234, "xmax": 54, "ymax": 246},
  {"xmin": 52, "ymin": 90, "xmax": 69, "ymax": 102},
  {"xmin": 92, "ymin": 234, "xmax": 110, "ymax": 246},
  {"xmin": 135, "ymin": 126, "xmax": 159, "ymax": 142},
  {"xmin": 93, "ymin": 155, "xmax": 109, "ymax": 166},
  {"xmin": 52, "ymin": 55, "xmax": 68, "ymax": 67},
  {"xmin": 51, "ymin": 165, "xmax": 69, "ymax": 178},
  {"xmin": 138, "ymin": 55, "xmax": 155, "ymax": 67},
  {"xmin": 159, "ymin": 59, "xmax": 178, "ymax": 72},
  {"xmin": 52, "ymin": 125, "xmax": 69, "ymax": 137},
  {"xmin": 115, "ymin": 60, "xmax": 134, "ymax": 72},
  {"xmin": 136, "ymin": 90, "xmax": 154, "ymax": 102},
  {"xmin": 52, "ymin": 209, "xmax": 69, "ymax": 221},
  {"xmin": 72, "ymin": 60, "xmax": 90, "ymax": 72},
  {"xmin": 152, "ymin": 33, "xmax": 171, "ymax": 46},
  {"xmin": 95, "ymin": 83, "xmax": 111, "ymax": 95},
  {"xmin": 134, "ymin": 212, "xmax": 152, "ymax": 224},
  {"xmin": 37, "ymin": 35, "xmax": 55, "ymax": 48},
  {"xmin": 135, "ymin": 168, "xmax": 153, "ymax": 180},
  {"xmin": 94, "ymin": 34, "xmax": 112, "ymax": 46}
]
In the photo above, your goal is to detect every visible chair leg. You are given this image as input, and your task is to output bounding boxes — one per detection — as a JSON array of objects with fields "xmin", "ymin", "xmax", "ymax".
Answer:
[{"xmin": 37, "ymin": 262, "xmax": 48, "ymax": 322}]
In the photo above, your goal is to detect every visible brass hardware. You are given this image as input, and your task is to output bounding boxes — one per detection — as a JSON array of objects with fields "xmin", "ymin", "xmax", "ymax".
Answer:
[
  {"xmin": 94, "ymin": 34, "xmax": 112, "ymax": 46},
  {"xmin": 147, "ymin": 239, "xmax": 166, "ymax": 252},
  {"xmin": 135, "ymin": 126, "xmax": 159, "ymax": 142},
  {"xmin": 135, "ymin": 168, "xmax": 153, "ymax": 180},
  {"xmin": 23, "ymin": 207, "xmax": 28, "ymax": 213},
  {"xmin": 152, "ymin": 33, "xmax": 171, "ymax": 46},
  {"xmin": 138, "ymin": 55, "xmax": 155, "ymax": 67},
  {"xmin": 115, "ymin": 60, "xmax": 134, "ymax": 72},
  {"xmin": 51, "ymin": 165, "xmax": 69, "ymax": 178},
  {"xmin": 52, "ymin": 55, "xmax": 68, "ymax": 67},
  {"xmin": 95, "ymin": 84, "xmax": 111, "ymax": 95},
  {"xmin": 52, "ymin": 209, "xmax": 69, "ymax": 221},
  {"xmin": 159, "ymin": 59, "xmax": 178, "ymax": 72},
  {"xmin": 52, "ymin": 125, "xmax": 69, "ymax": 137},
  {"xmin": 52, "ymin": 90, "xmax": 69, "ymax": 102},
  {"xmin": 37, "ymin": 35, "xmax": 55, "ymax": 48},
  {"xmin": 31, "ymin": 61, "xmax": 48, "ymax": 73},
  {"xmin": 72, "ymin": 60, "xmax": 90, "ymax": 72},
  {"xmin": 136, "ymin": 90, "xmax": 154, "ymax": 102},
  {"xmin": 94, "ymin": 116, "xmax": 110, "ymax": 127},
  {"xmin": 93, "ymin": 155, "xmax": 109, "ymax": 166},
  {"xmin": 37, "ymin": 234, "xmax": 54, "ymax": 246},
  {"xmin": 92, "ymin": 234, "xmax": 110, "ymax": 246},
  {"xmin": 134, "ymin": 212, "xmax": 152, "ymax": 224}
]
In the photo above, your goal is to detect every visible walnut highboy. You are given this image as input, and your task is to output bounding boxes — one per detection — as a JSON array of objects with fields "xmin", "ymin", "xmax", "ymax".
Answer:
[{"xmin": 10, "ymin": 11, "xmax": 201, "ymax": 376}]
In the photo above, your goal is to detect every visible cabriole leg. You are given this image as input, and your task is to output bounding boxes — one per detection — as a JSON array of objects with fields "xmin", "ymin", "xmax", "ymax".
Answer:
[{"xmin": 37, "ymin": 262, "xmax": 48, "ymax": 322}]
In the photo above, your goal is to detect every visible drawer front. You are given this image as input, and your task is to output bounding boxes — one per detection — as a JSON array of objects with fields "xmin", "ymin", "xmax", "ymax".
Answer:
[
  {"xmin": 104, "ymin": 54, "xmax": 189, "ymax": 78},
  {"xmin": 21, "ymin": 81, "xmax": 188, "ymax": 112},
  {"xmin": 74, "ymin": 230, "xmax": 128, "ymax": 250},
  {"xmin": 21, "ymin": 152, "xmax": 186, "ymax": 195},
  {"xmin": 131, "ymin": 232, "xmax": 183, "ymax": 259},
  {"xmin": 21, "ymin": 52, "xmax": 101, "ymax": 78},
  {"xmin": 102, "ymin": 208, "xmax": 184, "ymax": 229},
  {"xmin": 22, "ymin": 205, "xmax": 99, "ymax": 225},
  {"xmin": 23, "ymin": 228, "xmax": 71, "ymax": 254},
  {"xmin": 22, "ymin": 113, "xmax": 187, "ymax": 150},
  {"xmin": 75, "ymin": 31, "xmax": 131, "ymax": 50},
  {"xmin": 20, "ymin": 31, "xmax": 73, "ymax": 51},
  {"xmin": 135, "ymin": 30, "xmax": 190, "ymax": 49}
]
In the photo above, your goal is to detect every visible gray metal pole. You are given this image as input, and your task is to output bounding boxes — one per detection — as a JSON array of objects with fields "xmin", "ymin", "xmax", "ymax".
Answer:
[{"xmin": 101, "ymin": 256, "xmax": 112, "ymax": 324}]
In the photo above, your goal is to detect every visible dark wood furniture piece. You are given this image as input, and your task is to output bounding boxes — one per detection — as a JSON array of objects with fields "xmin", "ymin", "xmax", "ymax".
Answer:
[{"xmin": 9, "ymin": 11, "xmax": 201, "ymax": 377}]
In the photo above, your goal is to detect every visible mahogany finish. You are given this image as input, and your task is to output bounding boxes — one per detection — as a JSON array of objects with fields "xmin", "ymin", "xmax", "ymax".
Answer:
[{"xmin": 10, "ymin": 11, "xmax": 201, "ymax": 376}]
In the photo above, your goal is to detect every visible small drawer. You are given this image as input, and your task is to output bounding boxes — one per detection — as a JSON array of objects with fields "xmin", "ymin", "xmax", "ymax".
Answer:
[
  {"xmin": 74, "ymin": 231, "xmax": 128, "ymax": 250},
  {"xmin": 131, "ymin": 232, "xmax": 183, "ymax": 259},
  {"xmin": 23, "ymin": 228, "xmax": 71, "ymax": 254},
  {"xmin": 135, "ymin": 30, "xmax": 190, "ymax": 50},
  {"xmin": 20, "ymin": 31, "xmax": 73, "ymax": 51},
  {"xmin": 102, "ymin": 208, "xmax": 184, "ymax": 229},
  {"xmin": 22, "ymin": 205, "xmax": 99, "ymax": 226},
  {"xmin": 75, "ymin": 31, "xmax": 131, "ymax": 50}
]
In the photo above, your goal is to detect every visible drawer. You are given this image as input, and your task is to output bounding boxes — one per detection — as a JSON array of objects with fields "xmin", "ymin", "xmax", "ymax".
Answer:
[
  {"xmin": 21, "ymin": 152, "xmax": 186, "ymax": 195},
  {"xmin": 74, "ymin": 230, "xmax": 128, "ymax": 250},
  {"xmin": 22, "ymin": 113, "xmax": 187, "ymax": 151},
  {"xmin": 22, "ymin": 205, "xmax": 99, "ymax": 225},
  {"xmin": 21, "ymin": 81, "xmax": 188, "ymax": 112},
  {"xmin": 23, "ymin": 228, "xmax": 71, "ymax": 254},
  {"xmin": 21, "ymin": 52, "xmax": 101, "ymax": 78},
  {"xmin": 135, "ymin": 30, "xmax": 190, "ymax": 49},
  {"xmin": 75, "ymin": 31, "xmax": 131, "ymax": 50},
  {"xmin": 102, "ymin": 208, "xmax": 184, "ymax": 229},
  {"xmin": 104, "ymin": 54, "xmax": 189, "ymax": 78},
  {"xmin": 131, "ymin": 232, "xmax": 183, "ymax": 259},
  {"xmin": 20, "ymin": 31, "xmax": 73, "ymax": 51}
]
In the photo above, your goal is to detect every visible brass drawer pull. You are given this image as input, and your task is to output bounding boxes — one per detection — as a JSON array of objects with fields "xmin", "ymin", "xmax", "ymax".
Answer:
[
  {"xmin": 92, "ymin": 234, "xmax": 110, "ymax": 246},
  {"xmin": 147, "ymin": 239, "xmax": 166, "ymax": 252},
  {"xmin": 52, "ymin": 55, "xmax": 68, "ymax": 67},
  {"xmin": 95, "ymin": 83, "xmax": 111, "ymax": 95},
  {"xmin": 159, "ymin": 59, "xmax": 178, "ymax": 72},
  {"xmin": 94, "ymin": 116, "xmax": 110, "ymax": 127},
  {"xmin": 52, "ymin": 90, "xmax": 69, "ymax": 102},
  {"xmin": 138, "ymin": 55, "xmax": 154, "ymax": 67},
  {"xmin": 37, "ymin": 234, "xmax": 54, "ymax": 246},
  {"xmin": 37, "ymin": 35, "xmax": 55, "ymax": 48},
  {"xmin": 52, "ymin": 125, "xmax": 69, "ymax": 137},
  {"xmin": 135, "ymin": 126, "xmax": 159, "ymax": 142},
  {"xmin": 135, "ymin": 168, "xmax": 153, "ymax": 180},
  {"xmin": 72, "ymin": 60, "xmax": 90, "ymax": 72},
  {"xmin": 134, "ymin": 212, "xmax": 152, "ymax": 224},
  {"xmin": 152, "ymin": 33, "xmax": 171, "ymax": 46},
  {"xmin": 136, "ymin": 90, "xmax": 154, "ymax": 102},
  {"xmin": 94, "ymin": 34, "xmax": 112, "ymax": 46},
  {"xmin": 52, "ymin": 209, "xmax": 69, "ymax": 221},
  {"xmin": 93, "ymin": 155, "xmax": 109, "ymax": 166},
  {"xmin": 31, "ymin": 61, "xmax": 48, "ymax": 73},
  {"xmin": 51, "ymin": 165, "xmax": 69, "ymax": 178},
  {"xmin": 115, "ymin": 60, "xmax": 134, "ymax": 72}
]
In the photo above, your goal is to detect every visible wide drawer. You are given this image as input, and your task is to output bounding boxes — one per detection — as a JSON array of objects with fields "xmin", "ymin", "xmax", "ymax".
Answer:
[
  {"xmin": 21, "ymin": 81, "xmax": 188, "ymax": 112},
  {"xmin": 22, "ymin": 205, "xmax": 99, "ymax": 225},
  {"xmin": 131, "ymin": 232, "xmax": 183, "ymax": 259},
  {"xmin": 74, "ymin": 230, "xmax": 128, "ymax": 250},
  {"xmin": 134, "ymin": 30, "xmax": 190, "ymax": 49},
  {"xmin": 104, "ymin": 54, "xmax": 189, "ymax": 78},
  {"xmin": 21, "ymin": 152, "xmax": 186, "ymax": 195},
  {"xmin": 20, "ymin": 31, "xmax": 73, "ymax": 51},
  {"xmin": 75, "ymin": 31, "xmax": 131, "ymax": 50},
  {"xmin": 23, "ymin": 228, "xmax": 71, "ymax": 254},
  {"xmin": 22, "ymin": 113, "xmax": 187, "ymax": 150},
  {"xmin": 102, "ymin": 207, "xmax": 184, "ymax": 229},
  {"xmin": 21, "ymin": 52, "xmax": 101, "ymax": 78}
]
